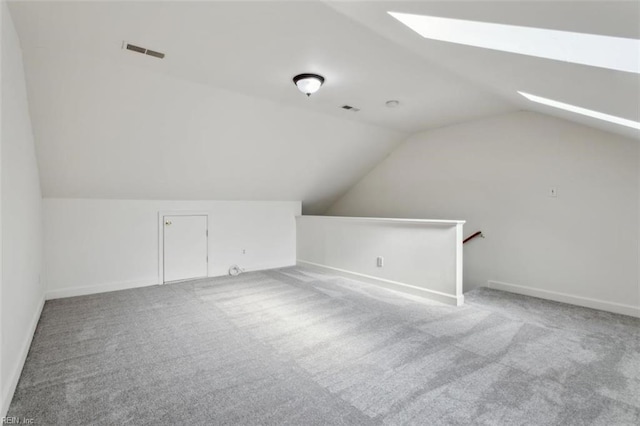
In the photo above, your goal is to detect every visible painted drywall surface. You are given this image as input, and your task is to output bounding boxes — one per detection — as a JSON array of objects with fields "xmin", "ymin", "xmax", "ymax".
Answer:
[
  {"xmin": 297, "ymin": 216, "xmax": 463, "ymax": 303},
  {"xmin": 0, "ymin": 0, "xmax": 4, "ymax": 416},
  {"xmin": 1, "ymin": 1, "xmax": 45, "ymax": 416},
  {"xmin": 8, "ymin": 1, "xmax": 514, "ymax": 135},
  {"xmin": 328, "ymin": 111, "xmax": 640, "ymax": 308},
  {"xmin": 43, "ymin": 199, "xmax": 300, "ymax": 296},
  {"xmin": 17, "ymin": 44, "xmax": 405, "ymax": 214}
]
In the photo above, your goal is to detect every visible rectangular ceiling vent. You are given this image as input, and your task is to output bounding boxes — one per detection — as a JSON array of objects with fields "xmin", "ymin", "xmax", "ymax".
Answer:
[
  {"xmin": 341, "ymin": 105, "xmax": 360, "ymax": 112},
  {"xmin": 124, "ymin": 42, "xmax": 165, "ymax": 59}
]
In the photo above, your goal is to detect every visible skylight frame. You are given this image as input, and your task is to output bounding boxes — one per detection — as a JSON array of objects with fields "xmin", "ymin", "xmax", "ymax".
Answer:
[
  {"xmin": 388, "ymin": 11, "xmax": 640, "ymax": 74},
  {"xmin": 518, "ymin": 91, "xmax": 640, "ymax": 130}
]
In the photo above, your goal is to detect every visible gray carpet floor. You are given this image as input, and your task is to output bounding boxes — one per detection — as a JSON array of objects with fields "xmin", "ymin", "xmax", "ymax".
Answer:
[{"xmin": 7, "ymin": 266, "xmax": 640, "ymax": 425}]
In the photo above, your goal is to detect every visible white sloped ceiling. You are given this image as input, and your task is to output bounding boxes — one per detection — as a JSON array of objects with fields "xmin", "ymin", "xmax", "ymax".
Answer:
[{"xmin": 8, "ymin": 1, "xmax": 636, "ymax": 213}]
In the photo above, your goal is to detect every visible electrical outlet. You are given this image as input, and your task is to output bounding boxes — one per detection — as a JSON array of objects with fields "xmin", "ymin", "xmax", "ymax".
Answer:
[
  {"xmin": 242, "ymin": 249, "xmax": 246, "ymax": 254},
  {"xmin": 377, "ymin": 256, "xmax": 384, "ymax": 267},
  {"xmin": 549, "ymin": 187, "xmax": 557, "ymax": 197}
]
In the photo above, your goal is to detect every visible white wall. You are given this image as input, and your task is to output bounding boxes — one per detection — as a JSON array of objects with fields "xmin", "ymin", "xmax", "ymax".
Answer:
[
  {"xmin": 15, "ymin": 34, "xmax": 405, "ymax": 214},
  {"xmin": 1, "ymin": 1, "xmax": 45, "ymax": 416},
  {"xmin": 44, "ymin": 199, "xmax": 300, "ymax": 298},
  {"xmin": 0, "ymin": 0, "xmax": 4, "ymax": 416},
  {"xmin": 328, "ymin": 112, "xmax": 640, "ymax": 316},
  {"xmin": 297, "ymin": 216, "xmax": 464, "ymax": 305}
]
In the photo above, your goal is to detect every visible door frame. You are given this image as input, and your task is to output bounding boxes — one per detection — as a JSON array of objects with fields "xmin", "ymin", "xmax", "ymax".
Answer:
[{"xmin": 158, "ymin": 211, "xmax": 210, "ymax": 284}]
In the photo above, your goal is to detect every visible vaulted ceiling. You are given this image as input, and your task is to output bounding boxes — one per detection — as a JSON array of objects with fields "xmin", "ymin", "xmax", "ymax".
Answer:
[
  {"xmin": 7, "ymin": 1, "xmax": 639, "ymax": 213},
  {"xmin": 327, "ymin": 0, "xmax": 639, "ymax": 139}
]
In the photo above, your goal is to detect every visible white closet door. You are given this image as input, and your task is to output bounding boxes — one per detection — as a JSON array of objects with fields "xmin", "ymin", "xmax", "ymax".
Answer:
[{"xmin": 163, "ymin": 215, "xmax": 208, "ymax": 283}]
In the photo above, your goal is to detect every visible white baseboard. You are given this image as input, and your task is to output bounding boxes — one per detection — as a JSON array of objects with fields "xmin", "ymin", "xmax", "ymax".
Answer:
[
  {"xmin": 298, "ymin": 260, "xmax": 463, "ymax": 306},
  {"xmin": 45, "ymin": 279, "xmax": 158, "ymax": 300},
  {"xmin": 244, "ymin": 262, "xmax": 297, "ymax": 274},
  {"xmin": 1, "ymin": 296, "xmax": 45, "ymax": 418},
  {"xmin": 208, "ymin": 262, "xmax": 297, "ymax": 278},
  {"xmin": 45, "ymin": 263, "xmax": 297, "ymax": 299},
  {"xmin": 487, "ymin": 280, "xmax": 640, "ymax": 318}
]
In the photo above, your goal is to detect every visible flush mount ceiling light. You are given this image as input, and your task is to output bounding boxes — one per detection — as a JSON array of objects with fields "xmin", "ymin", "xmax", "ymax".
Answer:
[
  {"xmin": 518, "ymin": 91, "xmax": 640, "ymax": 130},
  {"xmin": 388, "ymin": 12, "xmax": 640, "ymax": 74},
  {"xmin": 293, "ymin": 73, "xmax": 325, "ymax": 97},
  {"xmin": 386, "ymin": 100, "xmax": 400, "ymax": 108}
]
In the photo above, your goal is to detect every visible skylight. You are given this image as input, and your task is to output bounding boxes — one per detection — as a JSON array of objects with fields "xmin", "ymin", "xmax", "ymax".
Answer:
[
  {"xmin": 518, "ymin": 92, "xmax": 640, "ymax": 130},
  {"xmin": 388, "ymin": 12, "xmax": 640, "ymax": 74}
]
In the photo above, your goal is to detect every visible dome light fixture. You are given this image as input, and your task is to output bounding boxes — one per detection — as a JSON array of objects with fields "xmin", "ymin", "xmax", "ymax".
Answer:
[{"xmin": 293, "ymin": 73, "xmax": 325, "ymax": 97}]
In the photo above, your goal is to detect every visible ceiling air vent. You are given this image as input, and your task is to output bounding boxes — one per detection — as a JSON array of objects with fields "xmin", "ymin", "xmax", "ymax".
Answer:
[
  {"xmin": 145, "ymin": 49, "xmax": 165, "ymax": 59},
  {"xmin": 341, "ymin": 105, "xmax": 360, "ymax": 112},
  {"xmin": 124, "ymin": 42, "xmax": 165, "ymax": 59}
]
